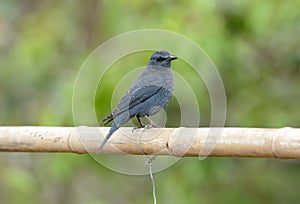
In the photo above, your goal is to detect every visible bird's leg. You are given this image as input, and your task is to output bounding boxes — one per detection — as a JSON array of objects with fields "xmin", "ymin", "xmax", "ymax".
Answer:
[
  {"xmin": 137, "ymin": 116, "xmax": 145, "ymax": 128},
  {"xmin": 144, "ymin": 116, "xmax": 157, "ymax": 129},
  {"xmin": 132, "ymin": 116, "xmax": 145, "ymax": 132}
]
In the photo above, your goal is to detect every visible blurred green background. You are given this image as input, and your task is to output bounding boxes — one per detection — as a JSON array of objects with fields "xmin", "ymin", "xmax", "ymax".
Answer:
[{"xmin": 1, "ymin": 0, "xmax": 300, "ymax": 203}]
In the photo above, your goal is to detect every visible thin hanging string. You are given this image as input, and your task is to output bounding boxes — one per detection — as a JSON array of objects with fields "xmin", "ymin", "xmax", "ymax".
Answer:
[
  {"xmin": 135, "ymin": 128, "xmax": 157, "ymax": 204},
  {"xmin": 148, "ymin": 157, "xmax": 157, "ymax": 204}
]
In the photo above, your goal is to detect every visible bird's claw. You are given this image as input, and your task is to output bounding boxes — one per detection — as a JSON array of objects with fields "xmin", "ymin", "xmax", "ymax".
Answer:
[
  {"xmin": 144, "ymin": 124, "xmax": 154, "ymax": 129},
  {"xmin": 132, "ymin": 126, "xmax": 145, "ymax": 133},
  {"xmin": 132, "ymin": 127, "xmax": 139, "ymax": 133}
]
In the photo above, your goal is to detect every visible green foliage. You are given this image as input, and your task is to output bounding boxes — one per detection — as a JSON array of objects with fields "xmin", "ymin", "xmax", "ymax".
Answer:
[{"xmin": 1, "ymin": 0, "xmax": 300, "ymax": 203}]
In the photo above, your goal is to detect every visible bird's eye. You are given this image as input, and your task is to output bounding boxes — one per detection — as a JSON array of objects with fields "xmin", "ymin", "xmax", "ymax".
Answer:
[{"xmin": 156, "ymin": 57, "xmax": 163, "ymax": 62}]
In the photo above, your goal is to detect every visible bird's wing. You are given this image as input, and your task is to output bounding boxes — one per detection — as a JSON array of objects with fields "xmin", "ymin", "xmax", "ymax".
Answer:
[{"xmin": 101, "ymin": 85, "xmax": 162, "ymax": 124}]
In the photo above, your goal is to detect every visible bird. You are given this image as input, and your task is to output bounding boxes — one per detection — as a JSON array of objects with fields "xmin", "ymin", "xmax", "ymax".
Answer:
[{"xmin": 97, "ymin": 50, "xmax": 177, "ymax": 153}]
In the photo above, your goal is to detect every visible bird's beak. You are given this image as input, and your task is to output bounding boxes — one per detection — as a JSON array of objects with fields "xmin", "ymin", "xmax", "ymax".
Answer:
[{"xmin": 168, "ymin": 55, "xmax": 178, "ymax": 61}]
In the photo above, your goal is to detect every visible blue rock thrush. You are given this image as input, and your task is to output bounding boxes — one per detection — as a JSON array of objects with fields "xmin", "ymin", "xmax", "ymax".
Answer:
[{"xmin": 97, "ymin": 50, "xmax": 177, "ymax": 153}]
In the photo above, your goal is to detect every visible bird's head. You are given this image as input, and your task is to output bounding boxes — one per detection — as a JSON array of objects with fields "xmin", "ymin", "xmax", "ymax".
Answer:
[{"xmin": 148, "ymin": 50, "xmax": 177, "ymax": 67}]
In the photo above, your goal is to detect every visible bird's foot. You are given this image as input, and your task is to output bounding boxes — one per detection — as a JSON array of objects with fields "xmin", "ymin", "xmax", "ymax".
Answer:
[
  {"xmin": 132, "ymin": 127, "xmax": 139, "ymax": 133},
  {"xmin": 144, "ymin": 124, "xmax": 154, "ymax": 129},
  {"xmin": 132, "ymin": 126, "xmax": 145, "ymax": 133}
]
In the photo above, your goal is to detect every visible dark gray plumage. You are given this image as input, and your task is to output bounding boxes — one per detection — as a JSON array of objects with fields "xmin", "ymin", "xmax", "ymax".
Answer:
[{"xmin": 97, "ymin": 50, "xmax": 177, "ymax": 153}]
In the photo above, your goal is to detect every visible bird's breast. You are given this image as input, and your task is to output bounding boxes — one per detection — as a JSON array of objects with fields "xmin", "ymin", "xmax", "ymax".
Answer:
[{"xmin": 131, "ymin": 68, "xmax": 174, "ymax": 93}]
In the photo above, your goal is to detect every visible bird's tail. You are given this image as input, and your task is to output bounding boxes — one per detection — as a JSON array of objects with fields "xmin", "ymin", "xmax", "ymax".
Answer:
[{"xmin": 96, "ymin": 122, "xmax": 119, "ymax": 153}]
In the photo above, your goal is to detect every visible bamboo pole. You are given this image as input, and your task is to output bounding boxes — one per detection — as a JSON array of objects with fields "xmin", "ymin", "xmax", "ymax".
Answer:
[{"xmin": 0, "ymin": 126, "xmax": 299, "ymax": 159}]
